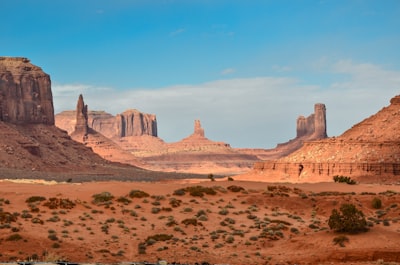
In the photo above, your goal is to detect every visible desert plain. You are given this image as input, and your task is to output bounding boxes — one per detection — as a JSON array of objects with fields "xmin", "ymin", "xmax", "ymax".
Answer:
[{"xmin": 1, "ymin": 176, "xmax": 400, "ymax": 265}]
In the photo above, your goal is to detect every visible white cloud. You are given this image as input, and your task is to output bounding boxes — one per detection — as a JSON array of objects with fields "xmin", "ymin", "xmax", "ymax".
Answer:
[
  {"xmin": 52, "ymin": 60, "xmax": 400, "ymax": 148},
  {"xmin": 220, "ymin": 68, "xmax": 236, "ymax": 75},
  {"xmin": 169, "ymin": 28, "xmax": 186, "ymax": 37},
  {"xmin": 272, "ymin": 65, "xmax": 292, "ymax": 72}
]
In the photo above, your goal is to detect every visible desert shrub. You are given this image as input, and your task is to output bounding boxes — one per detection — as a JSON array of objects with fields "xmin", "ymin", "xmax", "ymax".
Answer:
[
  {"xmin": 52, "ymin": 243, "xmax": 61, "ymax": 249},
  {"xmin": 146, "ymin": 233, "xmax": 173, "ymax": 243},
  {"xmin": 371, "ymin": 197, "xmax": 382, "ymax": 209},
  {"xmin": 227, "ymin": 176, "xmax": 234, "ymax": 181},
  {"xmin": 92, "ymin": 192, "xmax": 114, "ymax": 205},
  {"xmin": 6, "ymin": 233, "xmax": 22, "ymax": 241},
  {"xmin": 333, "ymin": 235, "xmax": 349, "ymax": 247},
  {"xmin": 0, "ymin": 211, "xmax": 17, "ymax": 223},
  {"xmin": 333, "ymin": 175, "xmax": 356, "ymax": 185},
  {"xmin": 31, "ymin": 217, "xmax": 44, "ymax": 224},
  {"xmin": 225, "ymin": 235, "xmax": 234, "ymax": 243},
  {"xmin": 116, "ymin": 196, "xmax": 132, "ymax": 205},
  {"xmin": 151, "ymin": 207, "xmax": 161, "ymax": 214},
  {"xmin": 219, "ymin": 208, "xmax": 229, "ymax": 215},
  {"xmin": 185, "ymin": 186, "xmax": 217, "ymax": 197},
  {"xmin": 138, "ymin": 243, "xmax": 146, "ymax": 254},
  {"xmin": 43, "ymin": 198, "xmax": 75, "ymax": 209},
  {"xmin": 227, "ymin": 185, "xmax": 245, "ymax": 192},
  {"xmin": 129, "ymin": 190, "xmax": 150, "ymax": 199},
  {"xmin": 182, "ymin": 218, "xmax": 200, "ymax": 226},
  {"xmin": 328, "ymin": 203, "xmax": 368, "ymax": 233},
  {"xmin": 169, "ymin": 198, "xmax": 182, "ymax": 207},
  {"xmin": 173, "ymin": 189, "xmax": 186, "ymax": 196},
  {"xmin": 25, "ymin": 196, "xmax": 46, "ymax": 203},
  {"xmin": 208, "ymin": 174, "xmax": 215, "ymax": 181}
]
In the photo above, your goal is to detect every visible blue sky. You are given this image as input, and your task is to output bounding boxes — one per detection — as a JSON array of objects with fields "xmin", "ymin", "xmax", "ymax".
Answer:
[{"xmin": 2, "ymin": 0, "xmax": 400, "ymax": 148}]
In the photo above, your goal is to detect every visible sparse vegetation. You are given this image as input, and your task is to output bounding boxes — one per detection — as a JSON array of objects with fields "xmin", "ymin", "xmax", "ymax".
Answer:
[
  {"xmin": 129, "ymin": 190, "xmax": 150, "ymax": 199},
  {"xmin": 92, "ymin": 192, "xmax": 114, "ymax": 205},
  {"xmin": 372, "ymin": 197, "xmax": 382, "ymax": 209},
  {"xmin": 333, "ymin": 175, "xmax": 356, "ymax": 185},
  {"xmin": 333, "ymin": 235, "xmax": 349, "ymax": 247},
  {"xmin": 328, "ymin": 203, "xmax": 368, "ymax": 233}
]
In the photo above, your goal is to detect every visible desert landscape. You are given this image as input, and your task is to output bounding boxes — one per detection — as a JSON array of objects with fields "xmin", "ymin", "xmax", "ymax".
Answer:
[{"xmin": 1, "ymin": 56, "xmax": 400, "ymax": 265}]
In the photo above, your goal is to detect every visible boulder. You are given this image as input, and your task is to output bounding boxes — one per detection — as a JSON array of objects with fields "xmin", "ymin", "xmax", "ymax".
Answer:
[{"xmin": 0, "ymin": 57, "xmax": 54, "ymax": 125}]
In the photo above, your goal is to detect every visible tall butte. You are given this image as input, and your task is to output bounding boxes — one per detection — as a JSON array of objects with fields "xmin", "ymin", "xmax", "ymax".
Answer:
[{"xmin": 0, "ymin": 57, "xmax": 54, "ymax": 124}]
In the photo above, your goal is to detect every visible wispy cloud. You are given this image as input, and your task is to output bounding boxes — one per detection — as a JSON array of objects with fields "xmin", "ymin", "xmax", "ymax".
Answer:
[
  {"xmin": 53, "ymin": 60, "xmax": 400, "ymax": 148},
  {"xmin": 169, "ymin": 28, "xmax": 186, "ymax": 37},
  {"xmin": 272, "ymin": 65, "xmax": 292, "ymax": 72},
  {"xmin": 220, "ymin": 68, "xmax": 235, "ymax": 75}
]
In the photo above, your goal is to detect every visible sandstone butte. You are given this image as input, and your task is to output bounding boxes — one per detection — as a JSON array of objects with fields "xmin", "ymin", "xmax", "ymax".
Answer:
[
  {"xmin": 0, "ymin": 57, "xmax": 200, "ymax": 181},
  {"xmin": 56, "ymin": 96, "xmax": 328, "ymax": 175},
  {"xmin": 242, "ymin": 95, "xmax": 400, "ymax": 183}
]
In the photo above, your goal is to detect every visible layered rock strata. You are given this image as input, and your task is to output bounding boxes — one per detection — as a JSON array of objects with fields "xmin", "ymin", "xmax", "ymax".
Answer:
[
  {"xmin": 0, "ymin": 57, "xmax": 54, "ymax": 125},
  {"xmin": 251, "ymin": 95, "xmax": 400, "ymax": 183},
  {"xmin": 56, "ymin": 109, "xmax": 157, "ymax": 139}
]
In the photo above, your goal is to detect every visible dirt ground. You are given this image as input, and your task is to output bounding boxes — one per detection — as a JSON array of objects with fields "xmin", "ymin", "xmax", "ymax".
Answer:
[{"xmin": 1, "ymin": 178, "xmax": 400, "ymax": 265}]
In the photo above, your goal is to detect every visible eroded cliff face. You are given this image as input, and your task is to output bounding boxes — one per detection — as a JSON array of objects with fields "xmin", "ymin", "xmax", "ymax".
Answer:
[
  {"xmin": 0, "ymin": 57, "xmax": 54, "ymax": 125},
  {"xmin": 252, "ymin": 95, "xmax": 400, "ymax": 183},
  {"xmin": 56, "ymin": 109, "xmax": 157, "ymax": 139},
  {"xmin": 116, "ymin": 109, "xmax": 157, "ymax": 137}
]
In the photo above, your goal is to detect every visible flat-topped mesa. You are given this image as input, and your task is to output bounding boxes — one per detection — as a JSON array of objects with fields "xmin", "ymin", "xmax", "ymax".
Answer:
[
  {"xmin": 0, "ymin": 57, "xmax": 54, "ymax": 125},
  {"xmin": 74, "ymin": 94, "xmax": 89, "ymax": 136},
  {"xmin": 116, "ymin": 109, "xmax": 157, "ymax": 137}
]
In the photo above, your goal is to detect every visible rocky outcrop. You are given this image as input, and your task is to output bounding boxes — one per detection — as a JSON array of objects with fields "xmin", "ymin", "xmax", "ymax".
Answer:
[
  {"xmin": 116, "ymin": 109, "xmax": 157, "ymax": 137},
  {"xmin": 251, "ymin": 95, "xmax": 400, "ymax": 183},
  {"xmin": 0, "ymin": 57, "xmax": 54, "ymax": 125},
  {"xmin": 74, "ymin": 94, "xmax": 89, "ymax": 136},
  {"xmin": 296, "ymin": 103, "xmax": 327, "ymax": 139},
  {"xmin": 56, "ymin": 108, "xmax": 157, "ymax": 139}
]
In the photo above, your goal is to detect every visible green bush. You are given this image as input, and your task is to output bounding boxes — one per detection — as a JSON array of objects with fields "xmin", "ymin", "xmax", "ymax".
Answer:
[
  {"xmin": 328, "ymin": 203, "xmax": 368, "ymax": 233},
  {"xmin": 129, "ymin": 190, "xmax": 150, "ymax": 199},
  {"xmin": 25, "ymin": 196, "xmax": 46, "ymax": 203},
  {"xmin": 333, "ymin": 235, "xmax": 349, "ymax": 247},
  {"xmin": 92, "ymin": 192, "xmax": 114, "ymax": 204},
  {"xmin": 333, "ymin": 175, "xmax": 356, "ymax": 185},
  {"xmin": 371, "ymin": 197, "xmax": 382, "ymax": 209}
]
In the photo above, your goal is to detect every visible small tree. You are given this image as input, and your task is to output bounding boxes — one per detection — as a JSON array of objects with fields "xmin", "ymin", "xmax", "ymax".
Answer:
[{"xmin": 328, "ymin": 203, "xmax": 368, "ymax": 233}]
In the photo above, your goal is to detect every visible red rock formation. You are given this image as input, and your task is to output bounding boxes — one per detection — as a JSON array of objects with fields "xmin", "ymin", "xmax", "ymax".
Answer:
[
  {"xmin": 0, "ymin": 57, "xmax": 54, "ymax": 125},
  {"xmin": 116, "ymin": 109, "xmax": 157, "ymax": 137},
  {"xmin": 74, "ymin": 94, "xmax": 89, "ymax": 136},
  {"xmin": 251, "ymin": 95, "xmax": 400, "ymax": 183},
  {"xmin": 56, "ymin": 109, "xmax": 157, "ymax": 139}
]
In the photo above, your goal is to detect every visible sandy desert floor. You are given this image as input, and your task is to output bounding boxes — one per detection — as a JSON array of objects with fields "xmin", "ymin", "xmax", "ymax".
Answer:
[{"xmin": 1, "ymin": 177, "xmax": 400, "ymax": 265}]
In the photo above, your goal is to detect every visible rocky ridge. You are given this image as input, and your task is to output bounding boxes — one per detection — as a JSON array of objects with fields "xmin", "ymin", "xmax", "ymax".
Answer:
[
  {"xmin": 250, "ymin": 95, "xmax": 400, "ymax": 183},
  {"xmin": 0, "ymin": 57, "xmax": 205, "ymax": 181},
  {"xmin": 56, "ymin": 99, "xmax": 328, "ymax": 174},
  {"xmin": 56, "ymin": 109, "xmax": 157, "ymax": 139}
]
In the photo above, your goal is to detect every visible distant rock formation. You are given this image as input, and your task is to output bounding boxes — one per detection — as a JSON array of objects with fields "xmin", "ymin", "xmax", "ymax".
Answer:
[
  {"xmin": 56, "ymin": 108, "xmax": 157, "ymax": 139},
  {"xmin": 251, "ymin": 95, "xmax": 400, "ymax": 183},
  {"xmin": 192, "ymin": 119, "xmax": 205, "ymax": 138},
  {"xmin": 0, "ymin": 57, "xmax": 54, "ymax": 125},
  {"xmin": 74, "ymin": 94, "xmax": 89, "ymax": 136},
  {"xmin": 116, "ymin": 109, "xmax": 157, "ymax": 137},
  {"xmin": 296, "ymin": 103, "xmax": 327, "ymax": 139}
]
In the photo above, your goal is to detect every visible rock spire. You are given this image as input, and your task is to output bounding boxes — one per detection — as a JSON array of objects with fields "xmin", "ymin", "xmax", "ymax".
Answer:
[{"xmin": 74, "ymin": 94, "xmax": 89, "ymax": 136}]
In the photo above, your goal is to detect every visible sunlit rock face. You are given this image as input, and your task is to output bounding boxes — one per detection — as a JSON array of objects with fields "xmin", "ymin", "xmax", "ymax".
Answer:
[
  {"xmin": 254, "ymin": 95, "xmax": 400, "ymax": 183},
  {"xmin": 0, "ymin": 57, "xmax": 54, "ymax": 125}
]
